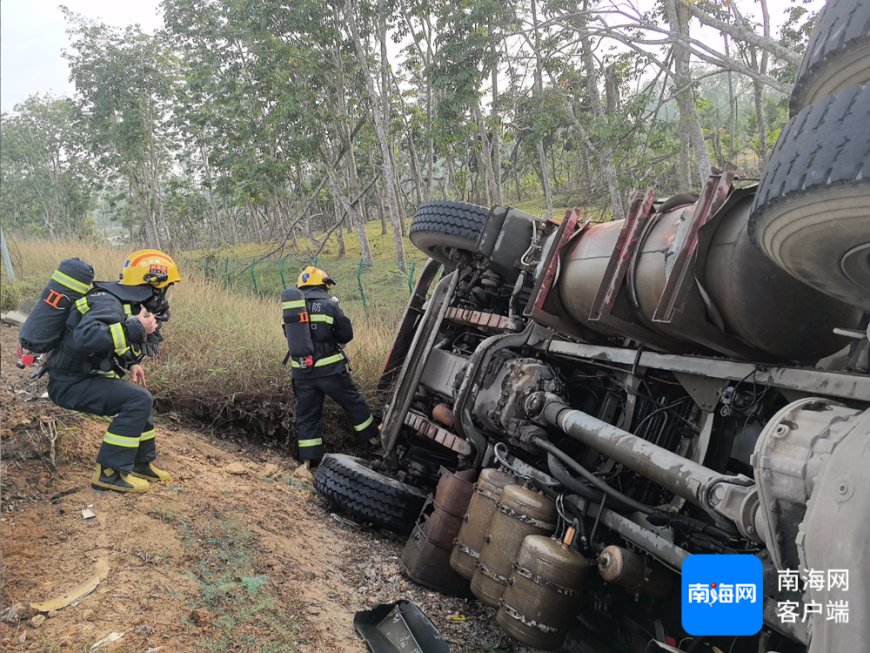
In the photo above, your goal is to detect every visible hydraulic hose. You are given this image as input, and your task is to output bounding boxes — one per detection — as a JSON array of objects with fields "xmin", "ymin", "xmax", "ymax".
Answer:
[
  {"xmin": 534, "ymin": 437, "xmax": 654, "ymax": 515},
  {"xmin": 529, "ymin": 393, "xmax": 747, "ymax": 509}
]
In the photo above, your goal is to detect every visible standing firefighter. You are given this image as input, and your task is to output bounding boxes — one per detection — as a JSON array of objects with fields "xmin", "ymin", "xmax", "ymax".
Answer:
[
  {"xmin": 47, "ymin": 250, "xmax": 181, "ymax": 493},
  {"xmin": 283, "ymin": 266, "xmax": 378, "ymax": 467}
]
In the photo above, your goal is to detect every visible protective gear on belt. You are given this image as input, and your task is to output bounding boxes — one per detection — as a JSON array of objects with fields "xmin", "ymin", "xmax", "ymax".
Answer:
[
  {"xmin": 288, "ymin": 279, "xmax": 377, "ymax": 463},
  {"xmin": 297, "ymin": 265, "xmax": 335, "ymax": 289},
  {"xmin": 286, "ymin": 286, "xmax": 352, "ymax": 379}
]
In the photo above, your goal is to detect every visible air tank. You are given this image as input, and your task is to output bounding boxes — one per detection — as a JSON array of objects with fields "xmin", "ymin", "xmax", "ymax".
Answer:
[
  {"xmin": 450, "ymin": 468, "xmax": 515, "ymax": 579},
  {"xmin": 496, "ymin": 534, "xmax": 588, "ymax": 650},
  {"xmin": 471, "ymin": 485, "xmax": 557, "ymax": 607},
  {"xmin": 597, "ymin": 545, "xmax": 671, "ymax": 598},
  {"xmin": 557, "ymin": 193, "xmax": 861, "ymax": 361},
  {"xmin": 401, "ymin": 467, "xmax": 477, "ymax": 596}
]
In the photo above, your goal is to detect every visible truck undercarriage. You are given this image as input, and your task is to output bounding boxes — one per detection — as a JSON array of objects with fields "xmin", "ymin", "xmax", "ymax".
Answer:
[{"xmin": 314, "ymin": 3, "xmax": 870, "ymax": 651}]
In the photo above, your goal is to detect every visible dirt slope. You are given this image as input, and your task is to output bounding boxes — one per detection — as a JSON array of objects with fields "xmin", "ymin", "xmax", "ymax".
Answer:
[{"xmin": 0, "ymin": 322, "xmax": 513, "ymax": 653}]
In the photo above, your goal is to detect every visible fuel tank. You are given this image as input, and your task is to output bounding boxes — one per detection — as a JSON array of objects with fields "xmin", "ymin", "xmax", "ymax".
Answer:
[
  {"xmin": 471, "ymin": 485, "xmax": 557, "ymax": 607},
  {"xmin": 557, "ymin": 192, "xmax": 861, "ymax": 361},
  {"xmin": 450, "ymin": 468, "xmax": 515, "ymax": 579},
  {"xmin": 496, "ymin": 534, "xmax": 588, "ymax": 650}
]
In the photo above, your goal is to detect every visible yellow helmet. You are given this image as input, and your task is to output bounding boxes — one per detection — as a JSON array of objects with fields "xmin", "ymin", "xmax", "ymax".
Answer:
[
  {"xmin": 119, "ymin": 249, "xmax": 182, "ymax": 288},
  {"xmin": 297, "ymin": 265, "xmax": 335, "ymax": 289}
]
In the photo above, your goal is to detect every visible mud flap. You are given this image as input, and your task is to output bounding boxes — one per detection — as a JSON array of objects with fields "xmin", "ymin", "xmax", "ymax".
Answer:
[{"xmin": 353, "ymin": 600, "xmax": 450, "ymax": 653}]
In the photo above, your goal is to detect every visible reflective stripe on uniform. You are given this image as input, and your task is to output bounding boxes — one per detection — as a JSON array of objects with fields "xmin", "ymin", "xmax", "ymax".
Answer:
[
  {"xmin": 289, "ymin": 352, "xmax": 345, "ymax": 369},
  {"xmin": 140, "ymin": 428, "xmax": 156, "ymax": 441},
  {"xmin": 309, "ymin": 314, "xmax": 334, "ymax": 325},
  {"xmin": 109, "ymin": 323, "xmax": 128, "ymax": 353},
  {"xmin": 282, "ymin": 299, "xmax": 306, "ymax": 310},
  {"xmin": 75, "ymin": 297, "xmax": 91, "ymax": 314},
  {"xmin": 314, "ymin": 353, "xmax": 344, "ymax": 367},
  {"xmin": 298, "ymin": 438, "xmax": 323, "ymax": 448},
  {"xmin": 103, "ymin": 432, "xmax": 140, "ymax": 448},
  {"xmin": 353, "ymin": 415, "xmax": 374, "ymax": 432},
  {"xmin": 51, "ymin": 269, "xmax": 90, "ymax": 295},
  {"xmin": 123, "ymin": 304, "xmax": 133, "ymax": 316}
]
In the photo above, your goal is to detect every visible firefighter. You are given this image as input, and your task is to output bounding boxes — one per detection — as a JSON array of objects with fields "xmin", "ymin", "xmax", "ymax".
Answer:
[
  {"xmin": 287, "ymin": 266, "xmax": 378, "ymax": 467},
  {"xmin": 46, "ymin": 249, "xmax": 181, "ymax": 493}
]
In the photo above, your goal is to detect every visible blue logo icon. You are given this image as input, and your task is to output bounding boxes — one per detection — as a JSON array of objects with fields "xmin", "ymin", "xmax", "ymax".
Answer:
[{"xmin": 682, "ymin": 554, "xmax": 763, "ymax": 636}]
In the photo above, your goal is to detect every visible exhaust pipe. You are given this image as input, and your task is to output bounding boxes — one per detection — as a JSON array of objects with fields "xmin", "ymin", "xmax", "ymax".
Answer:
[{"xmin": 525, "ymin": 393, "xmax": 761, "ymax": 541}]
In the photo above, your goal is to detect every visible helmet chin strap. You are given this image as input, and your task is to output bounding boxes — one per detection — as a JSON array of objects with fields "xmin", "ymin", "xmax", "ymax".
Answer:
[{"xmin": 143, "ymin": 286, "xmax": 170, "ymax": 315}]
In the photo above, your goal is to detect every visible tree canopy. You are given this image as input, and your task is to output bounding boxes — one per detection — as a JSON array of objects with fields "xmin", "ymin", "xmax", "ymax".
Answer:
[{"xmin": 0, "ymin": 0, "xmax": 817, "ymax": 264}]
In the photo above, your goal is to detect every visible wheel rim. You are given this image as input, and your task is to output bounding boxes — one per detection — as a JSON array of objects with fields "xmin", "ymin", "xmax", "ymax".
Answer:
[{"xmin": 841, "ymin": 242, "xmax": 870, "ymax": 293}]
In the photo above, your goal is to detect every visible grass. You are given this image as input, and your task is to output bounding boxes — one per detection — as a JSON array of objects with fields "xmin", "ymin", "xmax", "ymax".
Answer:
[
  {"xmin": 1, "ymin": 196, "xmax": 556, "ymax": 437},
  {"xmin": 1, "ymin": 235, "xmax": 402, "ymax": 439},
  {"xmin": 169, "ymin": 512, "xmax": 299, "ymax": 652}
]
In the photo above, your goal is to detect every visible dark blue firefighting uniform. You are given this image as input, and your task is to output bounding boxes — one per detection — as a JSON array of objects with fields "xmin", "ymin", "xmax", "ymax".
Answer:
[
  {"xmin": 47, "ymin": 288, "xmax": 157, "ymax": 472},
  {"xmin": 290, "ymin": 287, "xmax": 377, "ymax": 462}
]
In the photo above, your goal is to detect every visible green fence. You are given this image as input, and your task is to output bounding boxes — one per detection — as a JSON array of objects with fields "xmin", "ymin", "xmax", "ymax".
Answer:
[{"xmin": 197, "ymin": 253, "xmax": 421, "ymax": 315}]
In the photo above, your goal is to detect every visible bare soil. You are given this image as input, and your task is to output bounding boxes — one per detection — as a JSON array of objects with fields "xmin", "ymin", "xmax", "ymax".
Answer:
[{"xmin": 0, "ymin": 321, "xmax": 516, "ymax": 653}]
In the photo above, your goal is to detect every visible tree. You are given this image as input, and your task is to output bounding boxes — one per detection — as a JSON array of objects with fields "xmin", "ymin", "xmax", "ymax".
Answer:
[
  {"xmin": 64, "ymin": 11, "xmax": 178, "ymax": 247},
  {"xmin": 0, "ymin": 96, "xmax": 95, "ymax": 237}
]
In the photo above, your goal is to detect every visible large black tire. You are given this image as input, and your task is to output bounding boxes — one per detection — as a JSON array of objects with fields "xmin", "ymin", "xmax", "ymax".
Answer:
[
  {"xmin": 410, "ymin": 200, "xmax": 489, "ymax": 265},
  {"xmin": 749, "ymin": 85, "xmax": 870, "ymax": 310},
  {"xmin": 313, "ymin": 454, "xmax": 427, "ymax": 534},
  {"xmin": 790, "ymin": 0, "xmax": 870, "ymax": 115}
]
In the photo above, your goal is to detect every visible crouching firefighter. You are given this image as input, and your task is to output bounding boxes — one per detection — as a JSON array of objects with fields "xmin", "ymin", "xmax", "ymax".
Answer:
[
  {"xmin": 46, "ymin": 250, "xmax": 181, "ymax": 493},
  {"xmin": 283, "ymin": 266, "xmax": 379, "ymax": 467}
]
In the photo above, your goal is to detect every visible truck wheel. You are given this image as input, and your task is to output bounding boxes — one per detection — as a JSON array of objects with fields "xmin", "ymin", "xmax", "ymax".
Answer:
[
  {"xmin": 410, "ymin": 200, "xmax": 489, "ymax": 265},
  {"xmin": 790, "ymin": 0, "xmax": 870, "ymax": 114},
  {"xmin": 749, "ymin": 84, "xmax": 870, "ymax": 310},
  {"xmin": 313, "ymin": 454, "xmax": 427, "ymax": 534}
]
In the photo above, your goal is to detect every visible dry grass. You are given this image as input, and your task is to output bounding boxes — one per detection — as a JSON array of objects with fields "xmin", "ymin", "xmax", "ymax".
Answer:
[{"xmin": 3, "ymin": 237, "xmax": 402, "ymax": 438}]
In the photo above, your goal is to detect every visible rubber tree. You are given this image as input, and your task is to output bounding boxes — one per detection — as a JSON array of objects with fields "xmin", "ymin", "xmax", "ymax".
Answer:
[
  {"xmin": 0, "ymin": 96, "xmax": 94, "ymax": 237},
  {"xmin": 344, "ymin": 0, "xmax": 407, "ymax": 273},
  {"xmin": 64, "ymin": 11, "xmax": 176, "ymax": 248}
]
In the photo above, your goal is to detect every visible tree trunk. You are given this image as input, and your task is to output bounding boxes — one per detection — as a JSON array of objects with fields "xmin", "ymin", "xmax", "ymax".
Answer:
[
  {"xmin": 577, "ymin": 8, "xmax": 625, "ymax": 221},
  {"xmin": 724, "ymin": 35, "xmax": 737, "ymax": 162},
  {"xmin": 490, "ymin": 33, "xmax": 502, "ymax": 204},
  {"xmin": 665, "ymin": 0, "xmax": 712, "ymax": 189},
  {"xmin": 530, "ymin": 0, "xmax": 554, "ymax": 217},
  {"xmin": 471, "ymin": 100, "xmax": 495, "ymax": 206},
  {"xmin": 346, "ymin": 0, "xmax": 406, "ymax": 271},
  {"xmin": 755, "ymin": 0, "xmax": 770, "ymax": 162}
]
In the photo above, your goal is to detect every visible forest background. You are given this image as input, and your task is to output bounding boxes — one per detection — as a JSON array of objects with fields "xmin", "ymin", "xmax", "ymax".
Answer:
[{"xmin": 0, "ymin": 0, "xmax": 820, "ymax": 437}]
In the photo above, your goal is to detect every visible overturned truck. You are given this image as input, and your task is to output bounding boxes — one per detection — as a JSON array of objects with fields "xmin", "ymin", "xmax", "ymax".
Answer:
[{"xmin": 314, "ymin": 3, "xmax": 870, "ymax": 651}]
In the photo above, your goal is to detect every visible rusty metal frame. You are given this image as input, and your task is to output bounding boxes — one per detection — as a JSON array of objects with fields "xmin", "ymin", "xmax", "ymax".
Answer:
[
  {"xmin": 589, "ymin": 189, "xmax": 656, "ymax": 321},
  {"xmin": 652, "ymin": 165, "xmax": 738, "ymax": 324},
  {"xmin": 541, "ymin": 339, "xmax": 870, "ymax": 403},
  {"xmin": 526, "ymin": 209, "xmax": 584, "ymax": 316}
]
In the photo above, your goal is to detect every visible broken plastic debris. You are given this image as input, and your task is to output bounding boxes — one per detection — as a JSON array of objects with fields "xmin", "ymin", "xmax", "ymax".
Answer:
[
  {"xmin": 447, "ymin": 614, "xmax": 467, "ymax": 622},
  {"xmin": 354, "ymin": 600, "xmax": 450, "ymax": 653},
  {"xmin": 90, "ymin": 632, "xmax": 125, "ymax": 650},
  {"xmin": 31, "ymin": 557, "xmax": 109, "ymax": 613},
  {"xmin": 82, "ymin": 509, "xmax": 96, "ymax": 520},
  {"xmin": 331, "ymin": 513, "xmax": 359, "ymax": 528}
]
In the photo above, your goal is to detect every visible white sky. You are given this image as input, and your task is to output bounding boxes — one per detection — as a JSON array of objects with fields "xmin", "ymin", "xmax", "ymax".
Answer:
[
  {"xmin": 1, "ymin": 0, "xmax": 163, "ymax": 112},
  {"xmin": 0, "ymin": 0, "xmax": 824, "ymax": 114}
]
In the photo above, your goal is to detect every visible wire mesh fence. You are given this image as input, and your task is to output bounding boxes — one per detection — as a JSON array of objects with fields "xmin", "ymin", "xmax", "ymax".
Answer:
[{"xmin": 197, "ymin": 253, "xmax": 422, "ymax": 316}]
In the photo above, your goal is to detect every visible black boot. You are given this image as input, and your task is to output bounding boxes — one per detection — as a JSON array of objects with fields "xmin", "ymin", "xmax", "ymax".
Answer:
[{"xmin": 91, "ymin": 465, "xmax": 150, "ymax": 493}]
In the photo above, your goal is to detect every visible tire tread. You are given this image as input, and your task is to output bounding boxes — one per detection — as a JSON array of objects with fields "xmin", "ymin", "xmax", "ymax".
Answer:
[{"xmin": 313, "ymin": 454, "xmax": 427, "ymax": 534}]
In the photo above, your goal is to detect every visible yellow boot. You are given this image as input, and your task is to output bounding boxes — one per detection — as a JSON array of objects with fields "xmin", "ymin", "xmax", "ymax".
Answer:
[
  {"xmin": 91, "ymin": 465, "xmax": 150, "ymax": 493},
  {"xmin": 130, "ymin": 462, "xmax": 172, "ymax": 482}
]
